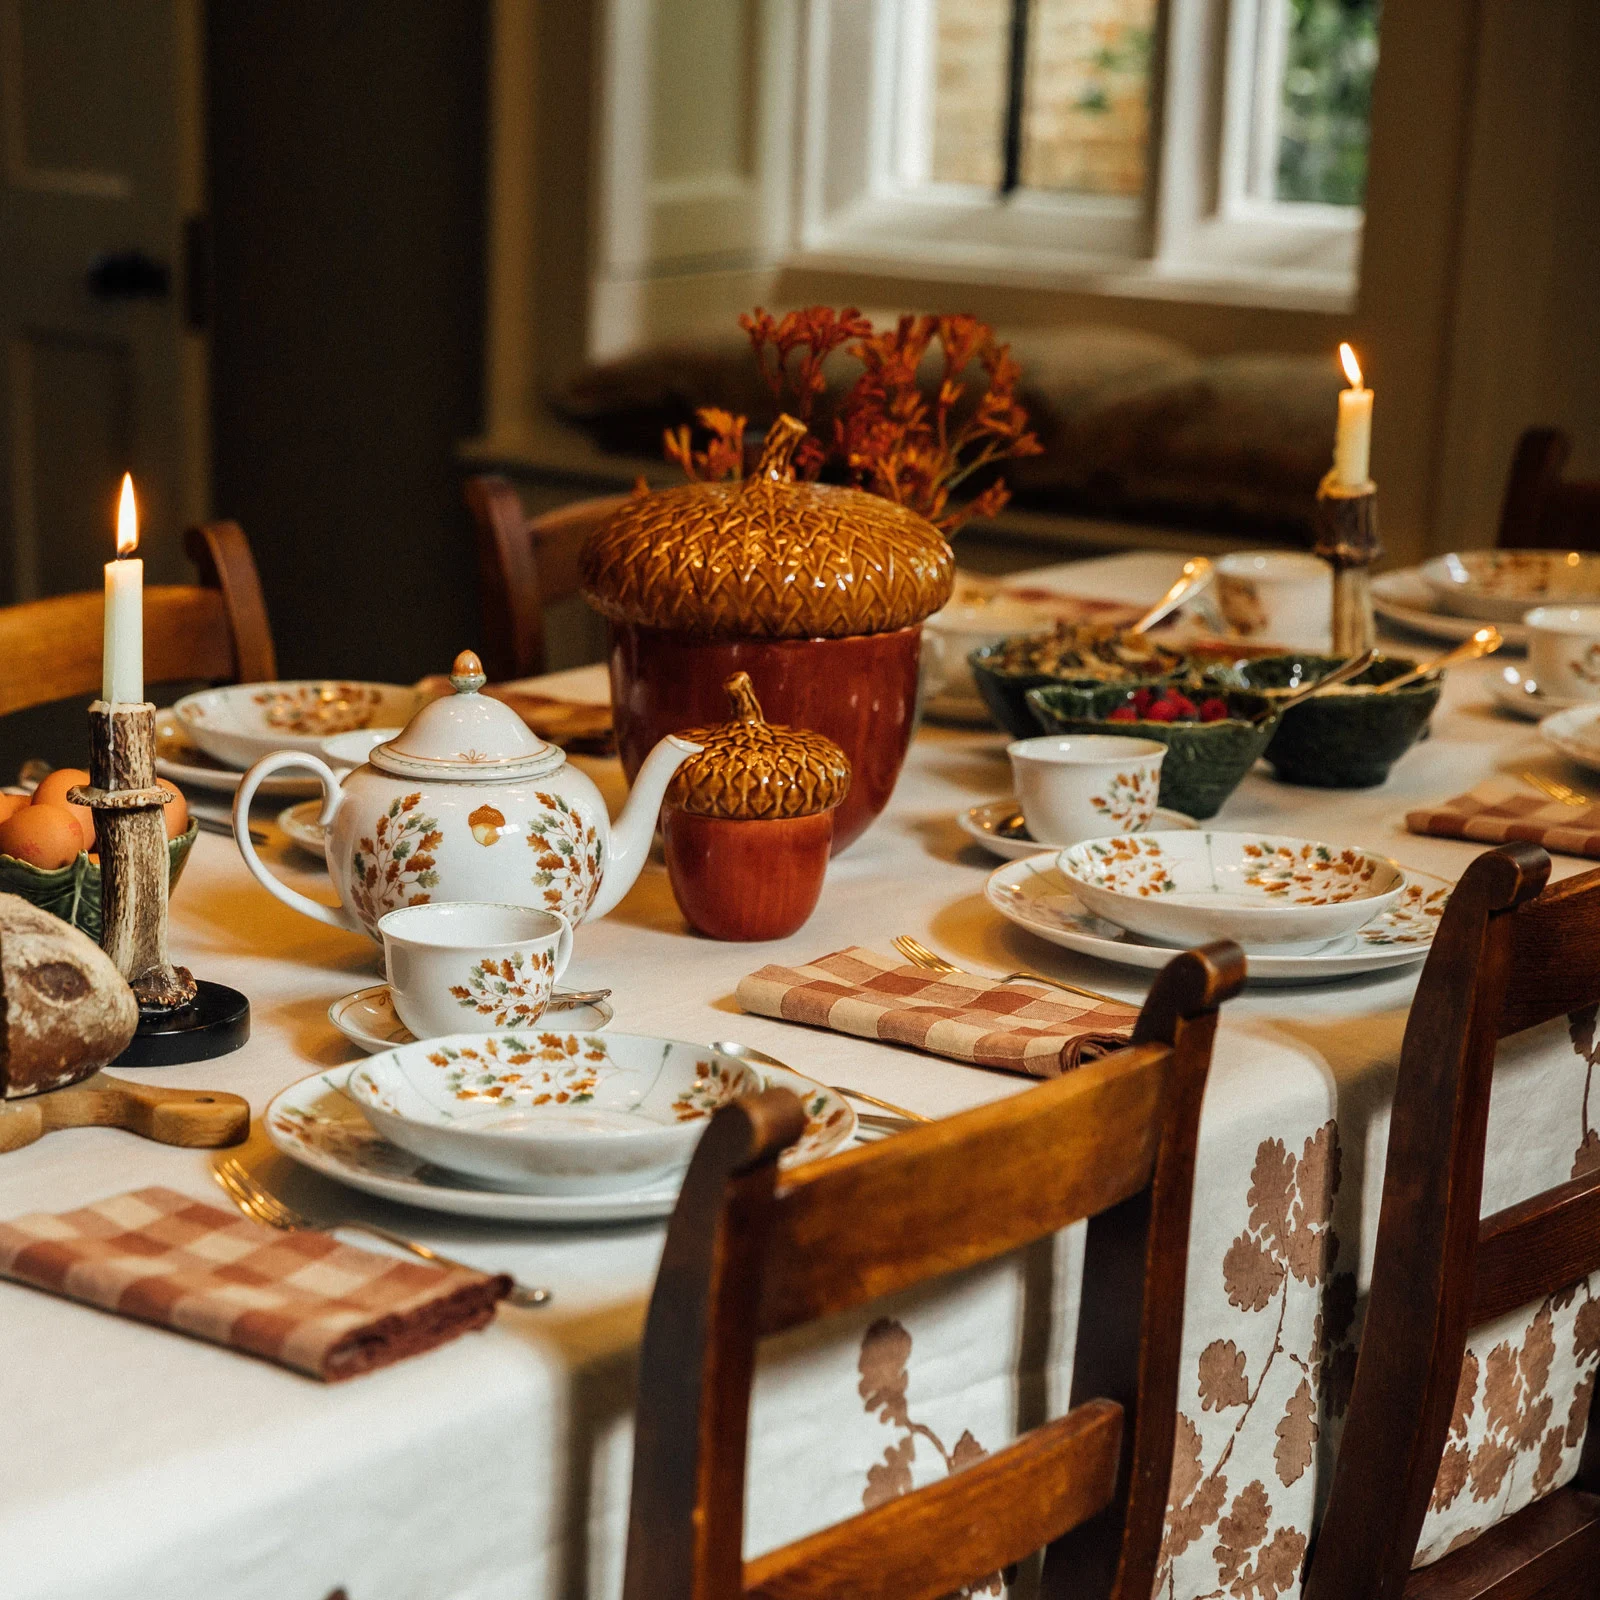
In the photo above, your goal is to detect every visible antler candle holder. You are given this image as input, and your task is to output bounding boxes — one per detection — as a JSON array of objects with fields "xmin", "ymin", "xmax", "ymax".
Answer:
[
  {"xmin": 69, "ymin": 701, "xmax": 249, "ymax": 1067},
  {"xmin": 1314, "ymin": 472, "xmax": 1380, "ymax": 656}
]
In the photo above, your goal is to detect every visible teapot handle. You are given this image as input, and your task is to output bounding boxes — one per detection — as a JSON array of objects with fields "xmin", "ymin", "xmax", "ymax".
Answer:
[{"xmin": 233, "ymin": 753, "xmax": 363, "ymax": 934}]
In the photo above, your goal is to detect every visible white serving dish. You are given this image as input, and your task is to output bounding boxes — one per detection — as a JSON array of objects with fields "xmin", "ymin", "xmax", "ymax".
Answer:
[
  {"xmin": 1057, "ymin": 831, "xmax": 1405, "ymax": 953},
  {"xmin": 173, "ymin": 680, "xmax": 423, "ymax": 769},
  {"xmin": 329, "ymin": 982, "xmax": 614, "ymax": 1053},
  {"xmin": 1371, "ymin": 568, "xmax": 1530, "ymax": 650},
  {"xmin": 347, "ymin": 1030, "xmax": 855, "ymax": 1195},
  {"xmin": 154, "ymin": 710, "xmax": 321, "ymax": 796},
  {"xmin": 267, "ymin": 1058, "xmax": 853, "ymax": 1223},
  {"xmin": 1422, "ymin": 549, "xmax": 1600, "ymax": 624},
  {"xmin": 986, "ymin": 856, "xmax": 1449, "ymax": 983},
  {"xmin": 958, "ymin": 797, "xmax": 1197, "ymax": 861},
  {"xmin": 1538, "ymin": 705, "xmax": 1600, "ymax": 776}
]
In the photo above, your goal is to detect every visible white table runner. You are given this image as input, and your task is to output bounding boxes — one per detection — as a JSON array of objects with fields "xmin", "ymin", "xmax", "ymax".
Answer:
[{"xmin": 1, "ymin": 552, "xmax": 1595, "ymax": 1600}]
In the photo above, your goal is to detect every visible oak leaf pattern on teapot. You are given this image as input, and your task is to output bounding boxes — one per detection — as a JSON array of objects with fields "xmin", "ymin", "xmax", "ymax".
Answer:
[
  {"xmin": 349, "ymin": 793, "xmax": 441, "ymax": 936},
  {"xmin": 526, "ymin": 792, "xmax": 602, "ymax": 924}
]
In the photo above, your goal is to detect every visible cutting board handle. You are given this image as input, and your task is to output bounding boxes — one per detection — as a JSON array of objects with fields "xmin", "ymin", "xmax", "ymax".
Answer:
[{"xmin": 0, "ymin": 1073, "xmax": 250, "ymax": 1155}]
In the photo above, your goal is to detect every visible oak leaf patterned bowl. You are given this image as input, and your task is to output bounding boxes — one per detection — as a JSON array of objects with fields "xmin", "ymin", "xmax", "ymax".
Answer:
[
  {"xmin": 1056, "ymin": 831, "xmax": 1406, "ymax": 953},
  {"xmin": 173, "ymin": 680, "xmax": 421, "ymax": 769},
  {"xmin": 348, "ymin": 1031, "xmax": 855, "ymax": 1194}
]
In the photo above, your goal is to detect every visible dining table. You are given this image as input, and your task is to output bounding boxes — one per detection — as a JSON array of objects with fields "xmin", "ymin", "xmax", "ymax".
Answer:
[{"xmin": 3, "ymin": 550, "xmax": 1598, "ymax": 1600}]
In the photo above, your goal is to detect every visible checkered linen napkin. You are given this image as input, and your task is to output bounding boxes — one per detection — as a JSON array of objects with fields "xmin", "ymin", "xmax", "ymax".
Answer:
[
  {"xmin": 736, "ymin": 946, "xmax": 1140, "ymax": 1078},
  {"xmin": 1406, "ymin": 776, "xmax": 1600, "ymax": 859},
  {"xmin": 0, "ymin": 1187, "xmax": 510, "ymax": 1381}
]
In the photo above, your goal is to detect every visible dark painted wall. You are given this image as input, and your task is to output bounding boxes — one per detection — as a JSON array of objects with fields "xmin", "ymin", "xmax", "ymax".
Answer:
[{"xmin": 207, "ymin": 1, "xmax": 486, "ymax": 683}]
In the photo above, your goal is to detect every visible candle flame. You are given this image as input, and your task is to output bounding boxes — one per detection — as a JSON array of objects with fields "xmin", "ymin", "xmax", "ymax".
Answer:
[
  {"xmin": 1339, "ymin": 342, "xmax": 1364, "ymax": 389},
  {"xmin": 116, "ymin": 473, "xmax": 138, "ymax": 556}
]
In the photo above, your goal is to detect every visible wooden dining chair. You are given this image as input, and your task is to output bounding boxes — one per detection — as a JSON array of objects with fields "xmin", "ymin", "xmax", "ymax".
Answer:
[
  {"xmin": 1495, "ymin": 427, "xmax": 1600, "ymax": 551},
  {"xmin": 0, "ymin": 521, "xmax": 277, "ymax": 719},
  {"xmin": 462, "ymin": 476, "xmax": 627, "ymax": 681},
  {"xmin": 1305, "ymin": 842, "xmax": 1600, "ymax": 1600},
  {"xmin": 622, "ymin": 941, "xmax": 1246, "ymax": 1600}
]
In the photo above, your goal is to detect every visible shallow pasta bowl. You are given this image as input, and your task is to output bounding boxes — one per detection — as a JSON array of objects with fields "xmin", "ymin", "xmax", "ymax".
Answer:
[
  {"xmin": 1421, "ymin": 550, "xmax": 1600, "ymax": 624},
  {"xmin": 172, "ymin": 679, "xmax": 422, "ymax": 768},
  {"xmin": 1057, "ymin": 831, "xmax": 1405, "ymax": 953},
  {"xmin": 347, "ymin": 1030, "xmax": 853, "ymax": 1195}
]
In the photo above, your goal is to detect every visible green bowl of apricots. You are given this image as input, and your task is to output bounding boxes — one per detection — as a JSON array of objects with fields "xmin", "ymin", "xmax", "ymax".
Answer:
[
  {"xmin": 0, "ymin": 768, "xmax": 196, "ymax": 942},
  {"xmin": 1024, "ymin": 683, "xmax": 1280, "ymax": 820}
]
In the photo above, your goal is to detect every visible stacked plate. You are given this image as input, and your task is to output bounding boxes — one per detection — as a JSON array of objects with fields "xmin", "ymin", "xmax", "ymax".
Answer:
[
  {"xmin": 988, "ymin": 830, "xmax": 1451, "ymax": 983},
  {"xmin": 1375, "ymin": 549, "xmax": 1600, "ymax": 651},
  {"xmin": 265, "ymin": 1031, "xmax": 856, "ymax": 1223},
  {"xmin": 157, "ymin": 680, "xmax": 421, "ymax": 798}
]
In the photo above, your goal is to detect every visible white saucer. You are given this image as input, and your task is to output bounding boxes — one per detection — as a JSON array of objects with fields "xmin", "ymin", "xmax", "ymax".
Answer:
[
  {"xmin": 329, "ymin": 983, "xmax": 615, "ymax": 1052},
  {"xmin": 155, "ymin": 709, "xmax": 320, "ymax": 797},
  {"xmin": 959, "ymin": 798, "xmax": 1199, "ymax": 861},
  {"xmin": 1538, "ymin": 705, "xmax": 1600, "ymax": 775},
  {"xmin": 1372, "ymin": 568, "xmax": 1530, "ymax": 650},
  {"xmin": 266, "ymin": 1055, "xmax": 844, "ymax": 1224},
  {"xmin": 278, "ymin": 799, "xmax": 327, "ymax": 855},
  {"xmin": 985, "ymin": 855, "xmax": 1451, "ymax": 983},
  {"xmin": 1491, "ymin": 666, "xmax": 1594, "ymax": 721}
]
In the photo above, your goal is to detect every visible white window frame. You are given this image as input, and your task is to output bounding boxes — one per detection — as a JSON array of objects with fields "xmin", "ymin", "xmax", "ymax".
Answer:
[{"xmin": 788, "ymin": 0, "xmax": 1362, "ymax": 310}]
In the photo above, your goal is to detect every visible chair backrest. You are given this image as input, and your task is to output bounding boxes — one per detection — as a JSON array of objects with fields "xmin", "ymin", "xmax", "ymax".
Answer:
[
  {"xmin": 623, "ymin": 941, "xmax": 1245, "ymax": 1600},
  {"xmin": 1306, "ymin": 843, "xmax": 1600, "ymax": 1600},
  {"xmin": 462, "ymin": 476, "xmax": 626, "ymax": 680},
  {"xmin": 1496, "ymin": 427, "xmax": 1600, "ymax": 552},
  {"xmin": 0, "ymin": 521, "xmax": 277, "ymax": 718}
]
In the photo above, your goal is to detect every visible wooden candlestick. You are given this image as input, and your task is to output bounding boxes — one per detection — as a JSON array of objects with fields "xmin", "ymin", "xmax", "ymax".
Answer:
[
  {"xmin": 69, "ymin": 702, "xmax": 197, "ymax": 1012},
  {"xmin": 1314, "ymin": 473, "xmax": 1381, "ymax": 656}
]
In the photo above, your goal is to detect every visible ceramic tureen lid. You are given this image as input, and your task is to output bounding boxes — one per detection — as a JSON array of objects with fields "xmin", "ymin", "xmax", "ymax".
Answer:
[{"xmin": 368, "ymin": 652, "xmax": 565, "ymax": 781}]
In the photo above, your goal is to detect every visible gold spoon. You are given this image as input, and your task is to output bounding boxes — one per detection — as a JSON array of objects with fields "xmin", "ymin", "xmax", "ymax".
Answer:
[
  {"xmin": 710, "ymin": 1040, "xmax": 931, "ymax": 1125},
  {"xmin": 1129, "ymin": 558, "xmax": 1216, "ymax": 634},
  {"xmin": 1374, "ymin": 627, "xmax": 1502, "ymax": 692},
  {"xmin": 1247, "ymin": 648, "xmax": 1378, "ymax": 723}
]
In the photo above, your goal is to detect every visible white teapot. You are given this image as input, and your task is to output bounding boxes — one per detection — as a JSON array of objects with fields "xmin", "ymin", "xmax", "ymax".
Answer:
[{"xmin": 233, "ymin": 651, "xmax": 700, "ymax": 941}]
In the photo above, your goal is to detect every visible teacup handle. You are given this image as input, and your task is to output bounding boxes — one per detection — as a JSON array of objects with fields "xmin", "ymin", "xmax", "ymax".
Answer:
[
  {"xmin": 548, "ymin": 910, "xmax": 575, "ymax": 983},
  {"xmin": 233, "ymin": 752, "xmax": 362, "ymax": 934}
]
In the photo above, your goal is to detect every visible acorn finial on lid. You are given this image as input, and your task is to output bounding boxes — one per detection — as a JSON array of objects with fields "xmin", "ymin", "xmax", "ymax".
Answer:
[
  {"xmin": 451, "ymin": 650, "xmax": 487, "ymax": 693},
  {"xmin": 667, "ymin": 673, "xmax": 851, "ymax": 820}
]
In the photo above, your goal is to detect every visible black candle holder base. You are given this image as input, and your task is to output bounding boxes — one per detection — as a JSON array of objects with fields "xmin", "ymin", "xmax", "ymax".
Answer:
[{"xmin": 112, "ymin": 980, "xmax": 251, "ymax": 1069}]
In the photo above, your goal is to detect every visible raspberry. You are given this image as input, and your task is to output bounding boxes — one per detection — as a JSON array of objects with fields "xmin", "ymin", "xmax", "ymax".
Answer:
[
  {"xmin": 1163, "ymin": 691, "xmax": 1199, "ymax": 718},
  {"xmin": 1131, "ymin": 686, "xmax": 1155, "ymax": 715},
  {"xmin": 1198, "ymin": 697, "xmax": 1231, "ymax": 722},
  {"xmin": 1143, "ymin": 699, "xmax": 1181, "ymax": 723},
  {"xmin": 1107, "ymin": 705, "xmax": 1138, "ymax": 722}
]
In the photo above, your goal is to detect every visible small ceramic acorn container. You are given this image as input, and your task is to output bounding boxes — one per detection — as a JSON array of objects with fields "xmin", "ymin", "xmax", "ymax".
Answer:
[
  {"xmin": 661, "ymin": 673, "xmax": 852, "ymax": 941},
  {"xmin": 378, "ymin": 900, "xmax": 574, "ymax": 1039}
]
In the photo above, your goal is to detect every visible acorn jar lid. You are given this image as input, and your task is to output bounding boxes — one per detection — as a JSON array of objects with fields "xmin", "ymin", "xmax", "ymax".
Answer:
[
  {"xmin": 370, "ymin": 651, "xmax": 564, "ymax": 781},
  {"xmin": 579, "ymin": 415, "xmax": 955, "ymax": 640},
  {"xmin": 667, "ymin": 674, "xmax": 851, "ymax": 820}
]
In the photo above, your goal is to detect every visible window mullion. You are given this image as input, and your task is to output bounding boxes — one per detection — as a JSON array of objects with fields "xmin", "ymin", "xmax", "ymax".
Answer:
[{"xmin": 1000, "ymin": 0, "xmax": 1031, "ymax": 194}]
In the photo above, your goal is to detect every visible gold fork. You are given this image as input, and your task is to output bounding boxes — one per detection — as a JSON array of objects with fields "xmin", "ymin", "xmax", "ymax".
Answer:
[
  {"xmin": 892, "ymin": 934, "xmax": 1125, "ymax": 1007},
  {"xmin": 1521, "ymin": 770, "xmax": 1590, "ymax": 808},
  {"xmin": 828, "ymin": 1085, "xmax": 933, "ymax": 1124},
  {"xmin": 213, "ymin": 1157, "xmax": 551, "ymax": 1308}
]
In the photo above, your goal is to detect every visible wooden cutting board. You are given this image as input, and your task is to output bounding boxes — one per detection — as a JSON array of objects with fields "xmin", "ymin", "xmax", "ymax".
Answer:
[{"xmin": 0, "ymin": 1073, "xmax": 249, "ymax": 1155}]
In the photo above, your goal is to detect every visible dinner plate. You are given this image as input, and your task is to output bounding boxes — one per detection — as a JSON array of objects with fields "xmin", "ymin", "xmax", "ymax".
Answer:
[
  {"xmin": 329, "ymin": 982, "xmax": 615, "ymax": 1052},
  {"xmin": 1538, "ymin": 705, "xmax": 1600, "ymax": 775},
  {"xmin": 266, "ymin": 1057, "xmax": 850, "ymax": 1223},
  {"xmin": 155, "ymin": 709, "xmax": 321, "ymax": 797},
  {"xmin": 985, "ymin": 855, "xmax": 1451, "ymax": 983},
  {"xmin": 1490, "ymin": 665, "xmax": 1594, "ymax": 720},
  {"xmin": 278, "ymin": 799, "xmax": 327, "ymax": 855},
  {"xmin": 1372, "ymin": 568, "xmax": 1531, "ymax": 650},
  {"xmin": 958, "ymin": 797, "xmax": 1198, "ymax": 861}
]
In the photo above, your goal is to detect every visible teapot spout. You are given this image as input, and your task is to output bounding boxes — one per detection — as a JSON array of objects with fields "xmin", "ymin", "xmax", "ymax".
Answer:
[{"xmin": 588, "ymin": 734, "xmax": 702, "ymax": 920}]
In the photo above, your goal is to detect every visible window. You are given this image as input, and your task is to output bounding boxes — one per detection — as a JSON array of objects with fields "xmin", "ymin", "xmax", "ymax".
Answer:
[{"xmin": 796, "ymin": 0, "xmax": 1381, "ymax": 307}]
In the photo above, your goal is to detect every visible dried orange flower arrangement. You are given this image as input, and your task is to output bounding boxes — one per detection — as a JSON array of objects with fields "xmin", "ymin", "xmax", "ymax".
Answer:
[{"xmin": 663, "ymin": 307, "xmax": 1041, "ymax": 536}]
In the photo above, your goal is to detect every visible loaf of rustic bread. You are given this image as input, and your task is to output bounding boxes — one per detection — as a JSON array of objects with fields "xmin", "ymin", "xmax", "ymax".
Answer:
[{"xmin": 0, "ymin": 895, "xmax": 138, "ymax": 1098}]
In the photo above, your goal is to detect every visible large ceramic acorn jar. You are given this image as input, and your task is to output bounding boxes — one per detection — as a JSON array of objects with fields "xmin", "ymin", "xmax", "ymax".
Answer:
[
  {"xmin": 662, "ymin": 673, "xmax": 850, "ymax": 941},
  {"xmin": 231, "ymin": 651, "xmax": 700, "ymax": 943},
  {"xmin": 579, "ymin": 413, "xmax": 954, "ymax": 854}
]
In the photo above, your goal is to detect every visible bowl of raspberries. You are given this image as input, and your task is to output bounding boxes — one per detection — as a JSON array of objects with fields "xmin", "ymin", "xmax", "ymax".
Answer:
[{"xmin": 1024, "ymin": 682, "xmax": 1279, "ymax": 820}]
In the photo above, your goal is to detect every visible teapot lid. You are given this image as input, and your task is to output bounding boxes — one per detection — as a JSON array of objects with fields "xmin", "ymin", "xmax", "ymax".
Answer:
[{"xmin": 369, "ymin": 652, "xmax": 566, "ymax": 780}]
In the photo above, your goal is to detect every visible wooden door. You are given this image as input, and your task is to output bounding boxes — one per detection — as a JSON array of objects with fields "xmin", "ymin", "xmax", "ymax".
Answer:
[{"xmin": 0, "ymin": 0, "xmax": 206, "ymax": 601}]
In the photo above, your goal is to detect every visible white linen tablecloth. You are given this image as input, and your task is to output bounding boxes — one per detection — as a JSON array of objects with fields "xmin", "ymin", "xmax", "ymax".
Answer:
[{"xmin": 2, "ymin": 552, "xmax": 1596, "ymax": 1600}]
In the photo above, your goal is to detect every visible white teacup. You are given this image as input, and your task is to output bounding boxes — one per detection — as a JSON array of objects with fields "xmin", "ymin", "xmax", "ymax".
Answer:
[
  {"xmin": 1215, "ymin": 551, "xmax": 1332, "ymax": 649},
  {"xmin": 1007, "ymin": 735, "xmax": 1166, "ymax": 847},
  {"xmin": 1524, "ymin": 605, "xmax": 1600, "ymax": 702},
  {"xmin": 378, "ymin": 901, "xmax": 575, "ymax": 1040}
]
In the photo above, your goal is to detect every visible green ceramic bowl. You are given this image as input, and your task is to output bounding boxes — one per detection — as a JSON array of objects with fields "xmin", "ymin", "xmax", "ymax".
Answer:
[
  {"xmin": 0, "ymin": 821, "xmax": 198, "ymax": 942},
  {"xmin": 1208, "ymin": 653, "xmax": 1442, "ymax": 788},
  {"xmin": 969, "ymin": 640, "xmax": 1190, "ymax": 741},
  {"xmin": 1024, "ymin": 685, "xmax": 1279, "ymax": 820}
]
